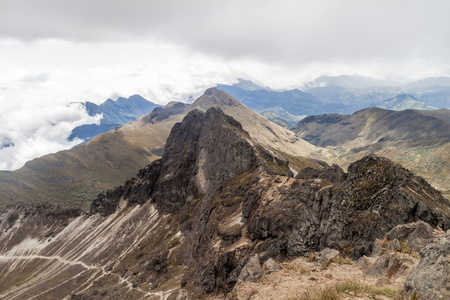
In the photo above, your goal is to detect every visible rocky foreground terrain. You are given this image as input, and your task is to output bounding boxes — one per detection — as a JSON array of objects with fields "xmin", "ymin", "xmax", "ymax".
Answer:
[{"xmin": 0, "ymin": 108, "xmax": 449, "ymax": 299}]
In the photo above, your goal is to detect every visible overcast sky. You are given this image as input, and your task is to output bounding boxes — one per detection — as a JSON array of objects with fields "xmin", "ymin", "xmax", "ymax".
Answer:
[{"xmin": 1, "ymin": 0, "xmax": 450, "ymax": 170}]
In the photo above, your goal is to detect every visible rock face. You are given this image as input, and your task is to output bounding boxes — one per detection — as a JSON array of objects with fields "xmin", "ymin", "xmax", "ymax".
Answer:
[
  {"xmin": 403, "ymin": 234, "xmax": 450, "ymax": 299},
  {"xmin": 0, "ymin": 108, "xmax": 449, "ymax": 299}
]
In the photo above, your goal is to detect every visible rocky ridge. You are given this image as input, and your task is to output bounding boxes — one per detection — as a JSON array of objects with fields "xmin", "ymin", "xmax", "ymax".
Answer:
[{"xmin": 0, "ymin": 108, "xmax": 449, "ymax": 299}]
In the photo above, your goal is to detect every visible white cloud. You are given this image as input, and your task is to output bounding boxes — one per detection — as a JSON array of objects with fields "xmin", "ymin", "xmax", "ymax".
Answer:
[{"xmin": 0, "ymin": 99, "xmax": 101, "ymax": 170}]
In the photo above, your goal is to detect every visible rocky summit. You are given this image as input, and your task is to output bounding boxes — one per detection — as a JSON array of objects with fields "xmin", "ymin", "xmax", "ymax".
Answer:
[{"xmin": 0, "ymin": 108, "xmax": 449, "ymax": 299}]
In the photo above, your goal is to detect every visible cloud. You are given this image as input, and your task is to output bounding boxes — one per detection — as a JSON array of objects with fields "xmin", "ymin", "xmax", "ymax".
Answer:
[
  {"xmin": 0, "ymin": 98, "xmax": 101, "ymax": 170},
  {"xmin": 0, "ymin": 44, "xmax": 240, "ymax": 170},
  {"xmin": 1, "ymin": 0, "xmax": 449, "ymax": 67}
]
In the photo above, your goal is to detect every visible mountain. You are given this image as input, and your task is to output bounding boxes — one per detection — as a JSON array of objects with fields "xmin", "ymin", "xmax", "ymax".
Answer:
[
  {"xmin": 414, "ymin": 86, "xmax": 450, "ymax": 109},
  {"xmin": 1, "ymin": 107, "xmax": 448, "ymax": 299},
  {"xmin": 375, "ymin": 94, "xmax": 437, "ymax": 111},
  {"xmin": 404, "ymin": 76, "xmax": 450, "ymax": 89},
  {"xmin": 230, "ymin": 78, "xmax": 268, "ymax": 91},
  {"xmin": 216, "ymin": 77, "xmax": 450, "ymax": 128},
  {"xmin": 68, "ymin": 94, "xmax": 161, "ymax": 141},
  {"xmin": 305, "ymin": 76, "xmax": 450, "ymax": 110},
  {"xmin": 259, "ymin": 107, "xmax": 306, "ymax": 128},
  {"xmin": 215, "ymin": 84, "xmax": 321, "ymax": 115},
  {"xmin": 303, "ymin": 75, "xmax": 397, "ymax": 89},
  {"xmin": 0, "ymin": 89, "xmax": 325, "ymax": 211},
  {"xmin": 293, "ymin": 108, "xmax": 450, "ymax": 198},
  {"xmin": 215, "ymin": 82, "xmax": 322, "ymax": 126}
]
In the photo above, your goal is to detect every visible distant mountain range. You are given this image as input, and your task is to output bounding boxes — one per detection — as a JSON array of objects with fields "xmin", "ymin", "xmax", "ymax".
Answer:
[
  {"xmin": 303, "ymin": 74, "xmax": 400, "ymax": 89},
  {"xmin": 68, "ymin": 94, "xmax": 161, "ymax": 142},
  {"xmin": 217, "ymin": 76, "xmax": 450, "ymax": 128}
]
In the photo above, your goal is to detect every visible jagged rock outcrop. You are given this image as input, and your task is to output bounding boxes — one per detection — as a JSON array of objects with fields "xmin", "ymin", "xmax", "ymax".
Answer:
[{"xmin": 1, "ymin": 108, "xmax": 449, "ymax": 299}]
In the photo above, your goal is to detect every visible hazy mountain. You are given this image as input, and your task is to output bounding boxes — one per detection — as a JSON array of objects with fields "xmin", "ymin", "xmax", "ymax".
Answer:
[
  {"xmin": 259, "ymin": 107, "xmax": 306, "ymax": 128},
  {"xmin": 216, "ymin": 83, "xmax": 322, "ymax": 127},
  {"xmin": 376, "ymin": 94, "xmax": 437, "ymax": 111},
  {"xmin": 0, "ymin": 89, "xmax": 324, "ymax": 210},
  {"xmin": 414, "ymin": 87, "xmax": 450, "ymax": 109},
  {"xmin": 305, "ymin": 76, "xmax": 450, "ymax": 110},
  {"xmin": 216, "ymin": 84, "xmax": 321, "ymax": 115},
  {"xmin": 1, "ymin": 107, "xmax": 448, "ymax": 299},
  {"xmin": 404, "ymin": 76, "xmax": 450, "ymax": 89},
  {"xmin": 293, "ymin": 107, "xmax": 450, "ymax": 198},
  {"xmin": 303, "ymin": 75, "xmax": 398, "ymax": 89},
  {"xmin": 229, "ymin": 78, "xmax": 269, "ymax": 91},
  {"xmin": 216, "ymin": 77, "xmax": 449, "ymax": 129},
  {"xmin": 69, "ymin": 94, "xmax": 161, "ymax": 141}
]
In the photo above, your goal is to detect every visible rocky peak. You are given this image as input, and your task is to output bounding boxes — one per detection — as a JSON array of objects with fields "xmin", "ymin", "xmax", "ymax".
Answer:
[
  {"xmin": 190, "ymin": 88, "xmax": 242, "ymax": 109},
  {"xmin": 151, "ymin": 107, "xmax": 257, "ymax": 213},
  {"xmin": 91, "ymin": 107, "xmax": 287, "ymax": 216}
]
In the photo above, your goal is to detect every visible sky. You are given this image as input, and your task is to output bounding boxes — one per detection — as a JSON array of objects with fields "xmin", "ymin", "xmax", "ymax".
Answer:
[{"xmin": 1, "ymin": 0, "xmax": 450, "ymax": 170}]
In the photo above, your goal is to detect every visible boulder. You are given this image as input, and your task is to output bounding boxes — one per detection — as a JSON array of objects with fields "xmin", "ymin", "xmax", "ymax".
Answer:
[
  {"xmin": 366, "ymin": 253, "xmax": 414, "ymax": 280},
  {"xmin": 262, "ymin": 258, "xmax": 281, "ymax": 275},
  {"xmin": 403, "ymin": 234, "xmax": 450, "ymax": 299},
  {"xmin": 316, "ymin": 248, "xmax": 340, "ymax": 266},
  {"xmin": 357, "ymin": 255, "xmax": 372, "ymax": 271},
  {"xmin": 407, "ymin": 221, "xmax": 435, "ymax": 254},
  {"xmin": 386, "ymin": 223, "xmax": 417, "ymax": 241},
  {"xmin": 238, "ymin": 254, "xmax": 262, "ymax": 282}
]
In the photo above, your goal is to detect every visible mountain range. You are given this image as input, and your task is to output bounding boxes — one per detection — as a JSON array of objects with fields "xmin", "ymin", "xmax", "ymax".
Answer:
[
  {"xmin": 217, "ymin": 76, "xmax": 450, "ymax": 128},
  {"xmin": 69, "ymin": 95, "xmax": 161, "ymax": 142},
  {"xmin": 0, "ymin": 106, "xmax": 448, "ymax": 299}
]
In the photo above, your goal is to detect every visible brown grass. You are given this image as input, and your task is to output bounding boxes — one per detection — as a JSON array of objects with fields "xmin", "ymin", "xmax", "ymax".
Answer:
[
  {"xmin": 288, "ymin": 279, "xmax": 402, "ymax": 300},
  {"xmin": 307, "ymin": 252, "xmax": 316, "ymax": 262},
  {"xmin": 284, "ymin": 263, "xmax": 311, "ymax": 275},
  {"xmin": 400, "ymin": 241, "xmax": 412, "ymax": 254}
]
